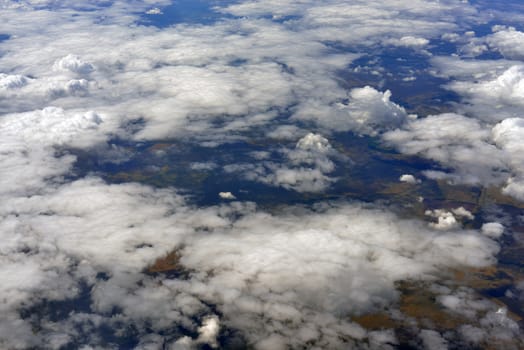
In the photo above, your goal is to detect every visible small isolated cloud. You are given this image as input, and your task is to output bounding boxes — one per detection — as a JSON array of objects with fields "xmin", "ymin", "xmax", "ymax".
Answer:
[
  {"xmin": 196, "ymin": 315, "xmax": 220, "ymax": 348},
  {"xmin": 399, "ymin": 174, "xmax": 420, "ymax": 184},
  {"xmin": 425, "ymin": 207, "xmax": 473, "ymax": 230},
  {"xmin": 146, "ymin": 8, "xmax": 163, "ymax": 15},
  {"xmin": 219, "ymin": 192, "xmax": 236, "ymax": 200},
  {"xmin": 481, "ymin": 222, "xmax": 504, "ymax": 238},
  {"xmin": 385, "ymin": 36, "xmax": 429, "ymax": 48},
  {"xmin": 426, "ymin": 209, "xmax": 460, "ymax": 230}
]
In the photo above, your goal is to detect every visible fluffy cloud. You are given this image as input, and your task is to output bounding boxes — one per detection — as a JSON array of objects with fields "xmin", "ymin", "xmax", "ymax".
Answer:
[
  {"xmin": 295, "ymin": 86, "xmax": 408, "ymax": 136},
  {"xmin": 224, "ymin": 133, "xmax": 340, "ymax": 192},
  {"xmin": 399, "ymin": 174, "xmax": 420, "ymax": 184},
  {"xmin": 487, "ymin": 27, "xmax": 524, "ymax": 60},
  {"xmin": 224, "ymin": 0, "xmax": 479, "ymax": 46},
  {"xmin": 385, "ymin": 36, "xmax": 429, "ymax": 48},
  {"xmin": 0, "ymin": 174, "xmax": 502, "ymax": 348},
  {"xmin": 53, "ymin": 54, "xmax": 95, "ymax": 75},
  {"xmin": 219, "ymin": 191, "xmax": 236, "ymax": 200},
  {"xmin": 0, "ymin": 106, "xmax": 113, "ymax": 197},
  {"xmin": 481, "ymin": 222, "xmax": 504, "ymax": 239},
  {"xmin": 492, "ymin": 117, "xmax": 524, "ymax": 200},
  {"xmin": 384, "ymin": 113, "xmax": 507, "ymax": 185},
  {"xmin": 446, "ymin": 65, "xmax": 524, "ymax": 122},
  {"xmin": 0, "ymin": 73, "xmax": 28, "ymax": 89},
  {"xmin": 0, "ymin": 0, "xmax": 521, "ymax": 348}
]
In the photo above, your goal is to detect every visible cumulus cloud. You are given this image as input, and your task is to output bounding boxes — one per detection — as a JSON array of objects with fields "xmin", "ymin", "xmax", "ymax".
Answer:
[
  {"xmin": 446, "ymin": 65, "xmax": 524, "ymax": 122},
  {"xmin": 384, "ymin": 113, "xmax": 508, "ymax": 186},
  {"xmin": 384, "ymin": 110, "xmax": 524, "ymax": 202},
  {"xmin": 53, "ymin": 54, "xmax": 95, "ymax": 75},
  {"xmin": 146, "ymin": 7, "xmax": 163, "ymax": 15},
  {"xmin": 223, "ymin": 0, "xmax": 479, "ymax": 47},
  {"xmin": 176, "ymin": 202, "xmax": 498, "ymax": 348},
  {"xmin": 219, "ymin": 192, "xmax": 236, "ymax": 200},
  {"xmin": 487, "ymin": 27, "xmax": 524, "ymax": 60},
  {"xmin": 0, "ymin": 73, "xmax": 28, "ymax": 89},
  {"xmin": 0, "ymin": 0, "xmax": 521, "ymax": 348},
  {"xmin": 224, "ymin": 133, "xmax": 340, "ymax": 192},
  {"xmin": 399, "ymin": 174, "xmax": 420, "ymax": 184},
  {"xmin": 492, "ymin": 118, "xmax": 524, "ymax": 201},
  {"xmin": 481, "ymin": 222, "xmax": 504, "ymax": 238},
  {"xmin": 0, "ymin": 106, "xmax": 113, "ymax": 197},
  {"xmin": 295, "ymin": 86, "xmax": 408, "ymax": 136},
  {"xmin": 385, "ymin": 36, "xmax": 429, "ymax": 48},
  {"xmin": 424, "ymin": 208, "xmax": 474, "ymax": 231},
  {"xmin": 0, "ymin": 0, "xmax": 478, "ymax": 143},
  {"xmin": 0, "ymin": 176, "xmax": 502, "ymax": 348}
]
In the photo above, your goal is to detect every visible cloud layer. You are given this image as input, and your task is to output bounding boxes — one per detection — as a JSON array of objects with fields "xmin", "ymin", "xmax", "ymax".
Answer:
[{"xmin": 0, "ymin": 0, "xmax": 523, "ymax": 348}]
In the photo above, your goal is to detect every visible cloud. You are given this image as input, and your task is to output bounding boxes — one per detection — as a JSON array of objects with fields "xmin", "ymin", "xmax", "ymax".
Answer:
[
  {"xmin": 487, "ymin": 27, "xmax": 524, "ymax": 60},
  {"xmin": 424, "ymin": 207, "xmax": 474, "ymax": 231},
  {"xmin": 419, "ymin": 329, "xmax": 448, "ymax": 350},
  {"xmin": 385, "ymin": 36, "xmax": 429, "ymax": 48},
  {"xmin": 146, "ymin": 7, "xmax": 163, "ymax": 15},
  {"xmin": 0, "ymin": 173, "xmax": 502, "ymax": 348},
  {"xmin": 481, "ymin": 222, "xmax": 504, "ymax": 238},
  {"xmin": 224, "ymin": 133, "xmax": 340, "ymax": 192},
  {"xmin": 492, "ymin": 118, "xmax": 524, "ymax": 201},
  {"xmin": 383, "ymin": 113, "xmax": 508, "ymax": 186},
  {"xmin": 53, "ymin": 54, "xmax": 94, "ymax": 75},
  {"xmin": 399, "ymin": 174, "xmax": 420, "ymax": 184},
  {"xmin": 223, "ymin": 0, "xmax": 479, "ymax": 47},
  {"xmin": 0, "ymin": 73, "xmax": 28, "ymax": 89},
  {"xmin": 446, "ymin": 65, "xmax": 524, "ymax": 122},
  {"xmin": 0, "ymin": 1, "xmax": 521, "ymax": 348},
  {"xmin": 382, "ymin": 100, "xmax": 524, "ymax": 202},
  {"xmin": 0, "ymin": 106, "xmax": 113, "ymax": 197},
  {"xmin": 219, "ymin": 192, "xmax": 236, "ymax": 200},
  {"xmin": 176, "ymin": 202, "xmax": 498, "ymax": 348},
  {"xmin": 294, "ymin": 86, "xmax": 408, "ymax": 136}
]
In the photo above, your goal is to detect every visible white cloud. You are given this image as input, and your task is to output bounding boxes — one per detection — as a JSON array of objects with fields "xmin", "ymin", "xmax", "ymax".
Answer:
[
  {"xmin": 399, "ymin": 174, "xmax": 420, "ymax": 184},
  {"xmin": 0, "ymin": 73, "xmax": 28, "ymax": 89},
  {"xmin": 385, "ymin": 113, "xmax": 524, "ymax": 202},
  {"xmin": 487, "ymin": 27, "xmax": 524, "ymax": 60},
  {"xmin": 0, "ymin": 174, "xmax": 502, "ymax": 348},
  {"xmin": 53, "ymin": 54, "xmax": 94, "ymax": 75},
  {"xmin": 384, "ymin": 113, "xmax": 508, "ymax": 186},
  {"xmin": 492, "ymin": 118, "xmax": 524, "ymax": 201},
  {"xmin": 425, "ymin": 207, "xmax": 474, "ymax": 230},
  {"xmin": 385, "ymin": 36, "xmax": 429, "ymax": 48},
  {"xmin": 0, "ymin": 1, "xmax": 521, "ymax": 348},
  {"xmin": 481, "ymin": 222, "xmax": 504, "ymax": 238},
  {"xmin": 447, "ymin": 65, "xmax": 524, "ymax": 122},
  {"xmin": 224, "ymin": 133, "xmax": 339, "ymax": 192},
  {"xmin": 146, "ymin": 7, "xmax": 162, "ymax": 15},
  {"xmin": 295, "ymin": 86, "xmax": 408, "ymax": 136},
  {"xmin": 219, "ymin": 192, "xmax": 236, "ymax": 200}
]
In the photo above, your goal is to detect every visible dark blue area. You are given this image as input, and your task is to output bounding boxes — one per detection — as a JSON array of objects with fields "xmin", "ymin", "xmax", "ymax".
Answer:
[
  {"xmin": 345, "ymin": 49, "xmax": 461, "ymax": 115},
  {"xmin": 138, "ymin": 0, "xmax": 236, "ymax": 27}
]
